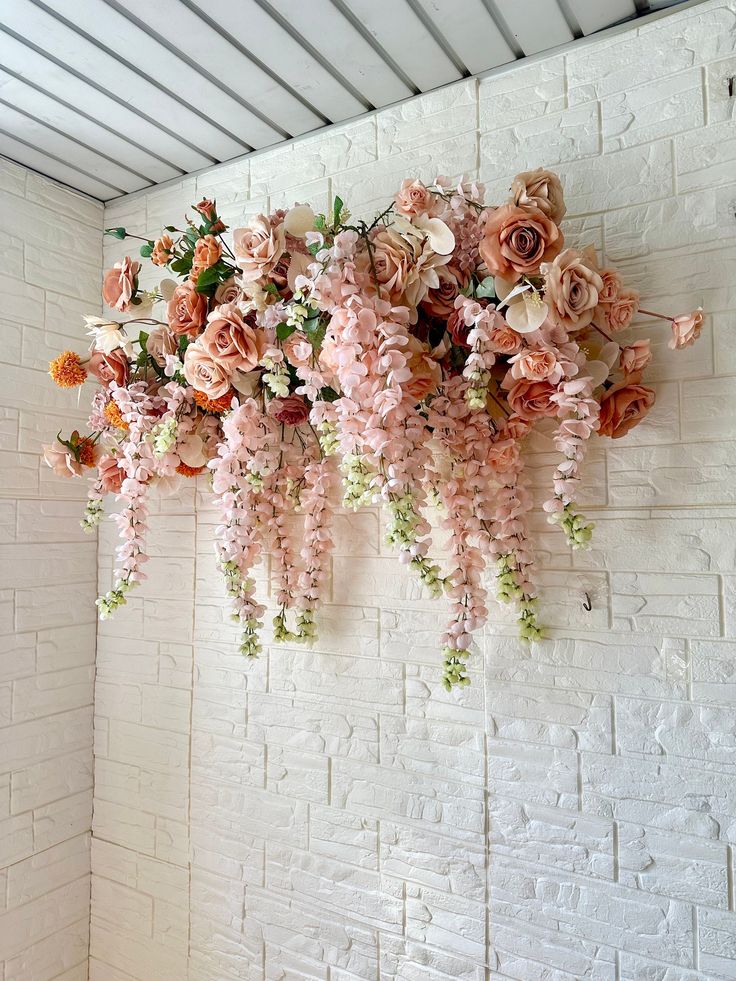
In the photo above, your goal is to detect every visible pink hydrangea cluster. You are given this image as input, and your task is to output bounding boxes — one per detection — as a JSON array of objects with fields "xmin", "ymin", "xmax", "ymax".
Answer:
[{"xmin": 45, "ymin": 175, "xmax": 703, "ymax": 687}]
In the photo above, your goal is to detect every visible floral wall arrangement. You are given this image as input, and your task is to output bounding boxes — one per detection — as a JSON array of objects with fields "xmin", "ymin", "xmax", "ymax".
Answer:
[{"xmin": 45, "ymin": 170, "xmax": 702, "ymax": 689}]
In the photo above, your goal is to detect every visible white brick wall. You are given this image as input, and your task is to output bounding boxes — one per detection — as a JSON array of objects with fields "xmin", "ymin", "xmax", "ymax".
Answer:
[
  {"xmin": 94, "ymin": 1, "xmax": 736, "ymax": 978},
  {"xmin": 0, "ymin": 159, "xmax": 101, "ymax": 980}
]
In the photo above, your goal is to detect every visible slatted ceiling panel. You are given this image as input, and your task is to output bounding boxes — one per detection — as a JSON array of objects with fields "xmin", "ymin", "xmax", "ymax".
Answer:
[
  {"xmin": 0, "ymin": 0, "xmax": 694, "ymax": 199},
  {"xmin": 414, "ymin": 0, "xmax": 516, "ymax": 76},
  {"xmin": 568, "ymin": 0, "xmax": 638, "ymax": 34},
  {"xmin": 189, "ymin": 0, "xmax": 367, "ymax": 123},
  {"xmin": 0, "ymin": 98, "xmax": 145, "ymax": 194},
  {"xmin": 0, "ymin": 131, "xmax": 120, "ymax": 199},
  {"xmin": 0, "ymin": 32, "xmax": 190, "ymax": 180},
  {"xmin": 0, "ymin": 69, "xmax": 162, "ymax": 185},
  {"xmin": 41, "ymin": 0, "xmax": 266, "ymax": 156},
  {"xmin": 2, "ymin": 0, "xmax": 232, "ymax": 167},
  {"xmin": 265, "ymin": 0, "xmax": 414, "ymax": 108},
  {"xmin": 493, "ymin": 0, "xmax": 574, "ymax": 55},
  {"xmin": 116, "ymin": 0, "xmax": 324, "ymax": 139},
  {"xmin": 337, "ymin": 0, "xmax": 463, "ymax": 91}
]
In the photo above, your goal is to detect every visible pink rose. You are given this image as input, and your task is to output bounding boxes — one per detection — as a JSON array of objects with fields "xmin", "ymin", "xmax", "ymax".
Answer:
[
  {"xmin": 283, "ymin": 331, "xmax": 312, "ymax": 367},
  {"xmin": 421, "ymin": 264, "xmax": 468, "ymax": 319},
  {"xmin": 102, "ymin": 256, "xmax": 140, "ymax": 312},
  {"xmin": 603, "ymin": 289, "xmax": 639, "ymax": 332},
  {"xmin": 145, "ymin": 325, "xmax": 178, "ymax": 367},
  {"xmin": 42, "ymin": 441, "xmax": 83, "ymax": 478},
  {"xmin": 598, "ymin": 268, "xmax": 622, "ymax": 303},
  {"xmin": 510, "ymin": 168, "xmax": 566, "ymax": 224},
  {"xmin": 98, "ymin": 454, "xmax": 124, "ymax": 494},
  {"xmin": 488, "ymin": 324, "xmax": 522, "ymax": 355},
  {"xmin": 512, "ymin": 349, "xmax": 557, "ymax": 381},
  {"xmin": 406, "ymin": 342, "xmax": 442, "ymax": 402},
  {"xmin": 487, "ymin": 440, "xmax": 519, "ymax": 473},
  {"xmin": 233, "ymin": 215, "xmax": 286, "ymax": 283},
  {"xmin": 479, "ymin": 204, "xmax": 563, "ymax": 283},
  {"xmin": 598, "ymin": 380, "xmax": 655, "ymax": 438},
  {"xmin": 167, "ymin": 282, "xmax": 208, "ymax": 338},
  {"xmin": 195, "ymin": 198, "xmax": 226, "ymax": 233},
  {"xmin": 214, "ymin": 278, "xmax": 242, "ymax": 304},
  {"xmin": 268, "ymin": 394, "xmax": 309, "ymax": 426},
  {"xmin": 365, "ymin": 227, "xmax": 413, "ymax": 301},
  {"xmin": 542, "ymin": 248, "xmax": 603, "ymax": 332},
  {"xmin": 183, "ymin": 341, "xmax": 232, "ymax": 398},
  {"xmin": 88, "ymin": 348, "xmax": 129, "ymax": 387},
  {"xmin": 394, "ymin": 178, "xmax": 434, "ymax": 218},
  {"xmin": 619, "ymin": 340, "xmax": 652, "ymax": 375},
  {"xmin": 670, "ymin": 309, "xmax": 703, "ymax": 350},
  {"xmin": 447, "ymin": 307, "xmax": 470, "ymax": 348},
  {"xmin": 201, "ymin": 303, "xmax": 262, "ymax": 373},
  {"xmin": 505, "ymin": 378, "xmax": 558, "ymax": 421}
]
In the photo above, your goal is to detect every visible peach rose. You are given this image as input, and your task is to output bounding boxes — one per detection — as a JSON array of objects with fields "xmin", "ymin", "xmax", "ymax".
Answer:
[
  {"xmin": 201, "ymin": 303, "xmax": 261, "ymax": 373},
  {"xmin": 598, "ymin": 380, "xmax": 655, "ymax": 438},
  {"xmin": 670, "ymin": 309, "xmax": 703, "ymax": 350},
  {"xmin": 151, "ymin": 234, "xmax": 174, "ymax": 267},
  {"xmin": 487, "ymin": 440, "xmax": 519, "ymax": 473},
  {"xmin": 598, "ymin": 268, "xmax": 622, "ymax": 303},
  {"xmin": 505, "ymin": 378, "xmax": 558, "ymax": 421},
  {"xmin": 42, "ymin": 441, "xmax": 83, "ymax": 478},
  {"xmin": 510, "ymin": 168, "xmax": 566, "ymax": 224},
  {"xmin": 421, "ymin": 264, "xmax": 468, "ymax": 319},
  {"xmin": 283, "ymin": 331, "xmax": 312, "ymax": 367},
  {"xmin": 619, "ymin": 340, "xmax": 652, "ymax": 375},
  {"xmin": 479, "ymin": 204, "xmax": 563, "ymax": 283},
  {"xmin": 233, "ymin": 215, "xmax": 286, "ymax": 283},
  {"xmin": 318, "ymin": 335, "xmax": 340, "ymax": 378},
  {"xmin": 603, "ymin": 288, "xmax": 639, "ymax": 332},
  {"xmin": 488, "ymin": 324, "xmax": 522, "ymax": 355},
  {"xmin": 512, "ymin": 349, "xmax": 557, "ymax": 381},
  {"xmin": 167, "ymin": 282, "xmax": 208, "ymax": 337},
  {"xmin": 406, "ymin": 339, "xmax": 442, "ymax": 402},
  {"xmin": 214, "ymin": 278, "xmax": 242, "ymax": 304},
  {"xmin": 268, "ymin": 394, "xmax": 309, "ymax": 426},
  {"xmin": 192, "ymin": 234, "xmax": 222, "ymax": 276},
  {"xmin": 542, "ymin": 248, "xmax": 603, "ymax": 332},
  {"xmin": 195, "ymin": 198, "xmax": 225, "ymax": 232},
  {"xmin": 183, "ymin": 341, "xmax": 232, "ymax": 398},
  {"xmin": 98, "ymin": 454, "xmax": 124, "ymax": 494},
  {"xmin": 367, "ymin": 227, "xmax": 414, "ymax": 301},
  {"xmin": 102, "ymin": 256, "xmax": 140, "ymax": 312},
  {"xmin": 394, "ymin": 178, "xmax": 434, "ymax": 218},
  {"xmin": 145, "ymin": 325, "xmax": 178, "ymax": 367},
  {"xmin": 88, "ymin": 349, "xmax": 129, "ymax": 386}
]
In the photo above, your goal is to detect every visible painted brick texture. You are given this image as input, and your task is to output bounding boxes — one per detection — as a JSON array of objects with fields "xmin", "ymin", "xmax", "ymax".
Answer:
[
  {"xmin": 90, "ymin": 1, "xmax": 736, "ymax": 978},
  {"xmin": 0, "ymin": 160, "xmax": 101, "ymax": 980}
]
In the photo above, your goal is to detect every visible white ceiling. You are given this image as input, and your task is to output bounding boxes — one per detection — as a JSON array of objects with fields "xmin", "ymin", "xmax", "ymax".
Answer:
[{"xmin": 0, "ymin": 0, "xmax": 694, "ymax": 201}]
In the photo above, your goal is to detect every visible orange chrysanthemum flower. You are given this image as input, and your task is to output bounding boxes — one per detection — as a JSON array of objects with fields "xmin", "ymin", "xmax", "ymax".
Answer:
[
  {"xmin": 176, "ymin": 463, "xmax": 205, "ymax": 477},
  {"xmin": 192, "ymin": 388, "xmax": 235, "ymax": 414},
  {"xmin": 49, "ymin": 351, "xmax": 87, "ymax": 388},
  {"xmin": 104, "ymin": 400, "xmax": 129, "ymax": 430},
  {"xmin": 77, "ymin": 439, "xmax": 98, "ymax": 468}
]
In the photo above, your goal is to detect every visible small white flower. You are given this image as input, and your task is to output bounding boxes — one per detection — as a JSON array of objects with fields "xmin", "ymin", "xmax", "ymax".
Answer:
[{"xmin": 86, "ymin": 318, "xmax": 133, "ymax": 356}]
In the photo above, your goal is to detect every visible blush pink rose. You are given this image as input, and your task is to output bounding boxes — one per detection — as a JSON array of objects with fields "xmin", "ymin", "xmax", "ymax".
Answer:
[
  {"xmin": 488, "ymin": 324, "xmax": 522, "ymax": 355},
  {"xmin": 167, "ymin": 282, "xmax": 208, "ymax": 338},
  {"xmin": 233, "ymin": 215, "xmax": 286, "ymax": 283},
  {"xmin": 394, "ymin": 178, "xmax": 434, "ymax": 217},
  {"xmin": 183, "ymin": 341, "xmax": 232, "ymax": 399},
  {"xmin": 542, "ymin": 248, "xmax": 603, "ymax": 332},
  {"xmin": 510, "ymin": 168, "xmax": 566, "ymax": 224},
  {"xmin": 598, "ymin": 268, "xmax": 623, "ymax": 303},
  {"xmin": 88, "ymin": 349, "xmax": 129, "ymax": 387},
  {"xmin": 42, "ymin": 441, "xmax": 83, "ymax": 478},
  {"xmin": 214, "ymin": 278, "xmax": 242, "ymax": 304},
  {"xmin": 268, "ymin": 395, "xmax": 309, "ymax": 426},
  {"xmin": 405, "ymin": 341, "xmax": 442, "ymax": 402},
  {"xmin": 102, "ymin": 256, "xmax": 140, "ymax": 312},
  {"xmin": 366, "ymin": 227, "xmax": 413, "ymax": 301},
  {"xmin": 98, "ymin": 454, "xmax": 124, "ymax": 494},
  {"xmin": 670, "ymin": 309, "xmax": 703, "ymax": 350},
  {"xmin": 598, "ymin": 380, "xmax": 655, "ymax": 438},
  {"xmin": 283, "ymin": 331, "xmax": 312, "ymax": 367},
  {"xmin": 603, "ymin": 288, "xmax": 639, "ymax": 332},
  {"xmin": 619, "ymin": 340, "xmax": 652, "ymax": 375},
  {"xmin": 487, "ymin": 440, "xmax": 520, "ymax": 473},
  {"xmin": 201, "ymin": 303, "xmax": 262, "ymax": 373},
  {"xmin": 505, "ymin": 378, "xmax": 558, "ymax": 421},
  {"xmin": 479, "ymin": 204, "xmax": 563, "ymax": 283},
  {"xmin": 512, "ymin": 349, "xmax": 557, "ymax": 381},
  {"xmin": 145, "ymin": 325, "xmax": 178, "ymax": 367}
]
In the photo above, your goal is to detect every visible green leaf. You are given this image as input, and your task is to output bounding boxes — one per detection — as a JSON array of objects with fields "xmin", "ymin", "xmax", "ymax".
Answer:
[
  {"xmin": 333, "ymin": 195, "xmax": 343, "ymax": 227},
  {"xmin": 138, "ymin": 331, "xmax": 149, "ymax": 348},
  {"xmin": 139, "ymin": 242, "xmax": 153, "ymax": 258},
  {"xmin": 164, "ymin": 225, "xmax": 177, "ymax": 232},
  {"xmin": 178, "ymin": 335, "xmax": 190, "ymax": 356},
  {"xmin": 475, "ymin": 276, "xmax": 496, "ymax": 299},
  {"xmin": 104, "ymin": 227, "xmax": 127, "ymax": 239},
  {"xmin": 276, "ymin": 322, "xmax": 296, "ymax": 341},
  {"xmin": 307, "ymin": 242, "xmax": 320, "ymax": 256},
  {"xmin": 264, "ymin": 282, "xmax": 280, "ymax": 296},
  {"xmin": 170, "ymin": 256, "xmax": 192, "ymax": 275},
  {"xmin": 195, "ymin": 266, "xmax": 220, "ymax": 292},
  {"xmin": 319, "ymin": 386, "xmax": 339, "ymax": 403},
  {"xmin": 314, "ymin": 214, "xmax": 326, "ymax": 231}
]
